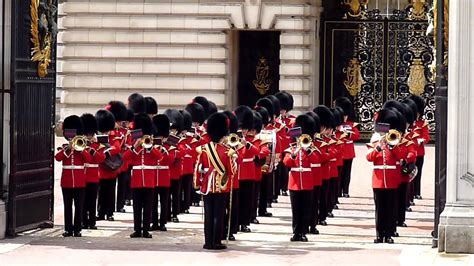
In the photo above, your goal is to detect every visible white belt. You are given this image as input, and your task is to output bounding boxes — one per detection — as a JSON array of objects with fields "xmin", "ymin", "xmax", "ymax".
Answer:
[
  {"xmin": 290, "ymin": 167, "xmax": 311, "ymax": 172},
  {"xmin": 184, "ymin": 155, "xmax": 192, "ymax": 158},
  {"xmin": 132, "ymin": 165, "xmax": 156, "ymax": 170},
  {"xmin": 63, "ymin": 165, "xmax": 85, "ymax": 170},
  {"xmin": 242, "ymin": 158, "xmax": 254, "ymax": 163},
  {"xmin": 330, "ymin": 159, "xmax": 337, "ymax": 162},
  {"xmin": 84, "ymin": 164, "xmax": 99, "ymax": 168},
  {"xmin": 156, "ymin": 166, "xmax": 169, "ymax": 170},
  {"xmin": 345, "ymin": 141, "xmax": 353, "ymax": 144},
  {"xmin": 373, "ymin": 165, "xmax": 397, "ymax": 170},
  {"xmin": 310, "ymin": 164, "xmax": 321, "ymax": 168}
]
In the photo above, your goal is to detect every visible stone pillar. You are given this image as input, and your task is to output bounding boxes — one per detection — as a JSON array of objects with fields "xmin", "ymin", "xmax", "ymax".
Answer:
[{"xmin": 438, "ymin": 0, "xmax": 474, "ymax": 254}]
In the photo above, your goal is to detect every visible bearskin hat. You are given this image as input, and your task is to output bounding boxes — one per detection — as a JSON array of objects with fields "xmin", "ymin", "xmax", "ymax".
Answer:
[
  {"xmin": 133, "ymin": 113, "xmax": 153, "ymax": 135},
  {"xmin": 256, "ymin": 98, "xmax": 274, "ymax": 121},
  {"xmin": 313, "ymin": 105, "xmax": 335, "ymax": 129},
  {"xmin": 275, "ymin": 92, "xmax": 291, "ymax": 112},
  {"xmin": 383, "ymin": 100, "xmax": 407, "ymax": 117},
  {"xmin": 331, "ymin": 107, "xmax": 344, "ymax": 128},
  {"xmin": 192, "ymin": 96, "xmax": 210, "ymax": 118},
  {"xmin": 408, "ymin": 94, "xmax": 425, "ymax": 116},
  {"xmin": 207, "ymin": 112, "xmax": 230, "ymax": 143},
  {"xmin": 294, "ymin": 114, "xmax": 317, "ymax": 136},
  {"xmin": 375, "ymin": 108, "xmax": 400, "ymax": 130},
  {"xmin": 223, "ymin": 111, "xmax": 238, "ymax": 134},
  {"xmin": 208, "ymin": 101, "xmax": 218, "ymax": 116},
  {"xmin": 285, "ymin": 91, "xmax": 294, "ymax": 110},
  {"xmin": 80, "ymin": 113, "xmax": 97, "ymax": 136},
  {"xmin": 266, "ymin": 95, "xmax": 281, "ymax": 116},
  {"xmin": 152, "ymin": 114, "xmax": 170, "ymax": 138},
  {"xmin": 126, "ymin": 108, "xmax": 134, "ymax": 122},
  {"xmin": 402, "ymin": 98, "xmax": 418, "ymax": 125},
  {"xmin": 234, "ymin": 105, "xmax": 254, "ymax": 130},
  {"xmin": 305, "ymin": 111, "xmax": 321, "ymax": 133},
  {"xmin": 180, "ymin": 109, "xmax": 192, "ymax": 131},
  {"xmin": 164, "ymin": 109, "xmax": 184, "ymax": 133},
  {"xmin": 254, "ymin": 106, "xmax": 270, "ymax": 126},
  {"xmin": 252, "ymin": 111, "xmax": 263, "ymax": 133},
  {"xmin": 128, "ymin": 93, "xmax": 146, "ymax": 114},
  {"xmin": 107, "ymin": 101, "xmax": 127, "ymax": 122},
  {"xmin": 95, "ymin": 110, "xmax": 115, "ymax": 133},
  {"xmin": 335, "ymin": 97, "xmax": 353, "ymax": 116},
  {"xmin": 145, "ymin": 97, "xmax": 158, "ymax": 116},
  {"xmin": 185, "ymin": 102, "xmax": 206, "ymax": 125},
  {"xmin": 63, "ymin": 115, "xmax": 84, "ymax": 136}
]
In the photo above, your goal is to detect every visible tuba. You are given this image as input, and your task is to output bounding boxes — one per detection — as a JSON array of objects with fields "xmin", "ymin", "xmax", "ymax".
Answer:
[
  {"xmin": 385, "ymin": 129, "xmax": 401, "ymax": 146},
  {"xmin": 141, "ymin": 135, "xmax": 154, "ymax": 149},
  {"xmin": 71, "ymin": 136, "xmax": 87, "ymax": 152}
]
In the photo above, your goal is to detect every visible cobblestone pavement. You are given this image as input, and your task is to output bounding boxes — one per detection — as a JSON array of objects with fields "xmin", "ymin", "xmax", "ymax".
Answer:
[{"xmin": 0, "ymin": 144, "xmax": 473, "ymax": 265}]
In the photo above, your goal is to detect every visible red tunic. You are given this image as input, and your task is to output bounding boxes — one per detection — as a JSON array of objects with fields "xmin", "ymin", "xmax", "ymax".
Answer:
[
  {"xmin": 179, "ymin": 135, "xmax": 196, "ymax": 175},
  {"xmin": 412, "ymin": 119, "xmax": 430, "ymax": 157},
  {"xmin": 85, "ymin": 142, "xmax": 106, "ymax": 183},
  {"xmin": 366, "ymin": 142, "xmax": 405, "ymax": 189},
  {"xmin": 283, "ymin": 147, "xmax": 321, "ymax": 191},
  {"xmin": 341, "ymin": 121, "xmax": 360, "ymax": 159},
  {"xmin": 169, "ymin": 145, "xmax": 183, "ymax": 180},
  {"xmin": 123, "ymin": 146, "xmax": 163, "ymax": 188},
  {"xmin": 193, "ymin": 143, "xmax": 236, "ymax": 194},
  {"xmin": 238, "ymin": 137, "xmax": 259, "ymax": 181},
  {"xmin": 312, "ymin": 140, "xmax": 329, "ymax": 187},
  {"xmin": 99, "ymin": 130, "xmax": 123, "ymax": 179},
  {"xmin": 399, "ymin": 137, "xmax": 417, "ymax": 183},
  {"xmin": 118, "ymin": 128, "xmax": 132, "ymax": 173},
  {"xmin": 155, "ymin": 143, "xmax": 173, "ymax": 188},
  {"xmin": 252, "ymin": 137, "xmax": 270, "ymax": 182},
  {"xmin": 55, "ymin": 147, "xmax": 92, "ymax": 188}
]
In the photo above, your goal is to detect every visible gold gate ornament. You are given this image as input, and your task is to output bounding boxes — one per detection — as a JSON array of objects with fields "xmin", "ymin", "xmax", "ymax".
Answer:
[
  {"xmin": 407, "ymin": 58, "xmax": 427, "ymax": 96},
  {"xmin": 30, "ymin": 0, "xmax": 56, "ymax": 78},
  {"xmin": 253, "ymin": 57, "xmax": 272, "ymax": 95},
  {"xmin": 343, "ymin": 58, "xmax": 363, "ymax": 97}
]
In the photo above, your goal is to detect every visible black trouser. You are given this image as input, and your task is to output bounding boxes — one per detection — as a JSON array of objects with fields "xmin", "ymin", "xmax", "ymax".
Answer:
[
  {"xmin": 152, "ymin": 187, "xmax": 170, "ymax": 227},
  {"xmin": 98, "ymin": 178, "xmax": 116, "ymax": 218},
  {"xmin": 224, "ymin": 189, "xmax": 239, "ymax": 236},
  {"xmin": 259, "ymin": 173, "xmax": 271, "ymax": 214},
  {"xmin": 83, "ymin": 183, "xmax": 98, "ymax": 227},
  {"xmin": 397, "ymin": 182, "xmax": 408, "ymax": 224},
  {"xmin": 239, "ymin": 180, "xmax": 254, "ymax": 226},
  {"xmin": 340, "ymin": 159, "xmax": 353, "ymax": 195},
  {"xmin": 132, "ymin": 188, "xmax": 154, "ymax": 233},
  {"xmin": 280, "ymin": 164, "xmax": 289, "ymax": 193},
  {"xmin": 169, "ymin": 179, "xmax": 182, "ymax": 218},
  {"xmin": 192, "ymin": 189, "xmax": 201, "ymax": 205},
  {"xmin": 414, "ymin": 156, "xmax": 424, "ymax": 197},
  {"xmin": 252, "ymin": 181, "xmax": 261, "ymax": 220},
  {"xmin": 318, "ymin": 180, "xmax": 329, "ymax": 222},
  {"xmin": 290, "ymin": 190, "xmax": 312, "ymax": 235},
  {"xmin": 116, "ymin": 170, "xmax": 130, "ymax": 211},
  {"xmin": 203, "ymin": 193, "xmax": 228, "ymax": 247},
  {"xmin": 328, "ymin": 178, "xmax": 338, "ymax": 213},
  {"xmin": 180, "ymin": 174, "xmax": 193, "ymax": 212},
  {"xmin": 272, "ymin": 165, "xmax": 281, "ymax": 199},
  {"xmin": 62, "ymin": 188, "xmax": 85, "ymax": 233},
  {"xmin": 373, "ymin": 188, "xmax": 397, "ymax": 238},
  {"xmin": 309, "ymin": 186, "xmax": 321, "ymax": 228}
]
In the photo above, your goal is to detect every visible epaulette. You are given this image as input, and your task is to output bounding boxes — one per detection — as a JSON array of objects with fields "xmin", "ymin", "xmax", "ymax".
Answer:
[
  {"xmin": 336, "ymin": 140, "xmax": 344, "ymax": 145},
  {"xmin": 412, "ymin": 132, "xmax": 420, "ymax": 138},
  {"xmin": 318, "ymin": 141, "xmax": 328, "ymax": 148},
  {"xmin": 283, "ymin": 147, "xmax": 293, "ymax": 153},
  {"xmin": 328, "ymin": 139, "xmax": 337, "ymax": 145},
  {"xmin": 423, "ymin": 121, "xmax": 428, "ymax": 128},
  {"xmin": 353, "ymin": 122, "xmax": 360, "ymax": 127},
  {"xmin": 366, "ymin": 143, "xmax": 374, "ymax": 149},
  {"xmin": 400, "ymin": 138, "xmax": 408, "ymax": 145},
  {"xmin": 406, "ymin": 141, "xmax": 415, "ymax": 146}
]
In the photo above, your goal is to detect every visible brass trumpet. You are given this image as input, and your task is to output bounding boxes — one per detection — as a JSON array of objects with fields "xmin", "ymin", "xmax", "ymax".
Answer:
[
  {"xmin": 385, "ymin": 129, "xmax": 401, "ymax": 146},
  {"xmin": 141, "ymin": 135, "xmax": 154, "ymax": 149},
  {"xmin": 71, "ymin": 135, "xmax": 87, "ymax": 152},
  {"xmin": 227, "ymin": 133, "xmax": 241, "ymax": 148},
  {"xmin": 298, "ymin": 134, "xmax": 313, "ymax": 149}
]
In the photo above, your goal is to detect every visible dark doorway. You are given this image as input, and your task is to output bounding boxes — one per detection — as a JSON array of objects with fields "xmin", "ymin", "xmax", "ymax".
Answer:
[{"xmin": 237, "ymin": 31, "xmax": 281, "ymax": 107}]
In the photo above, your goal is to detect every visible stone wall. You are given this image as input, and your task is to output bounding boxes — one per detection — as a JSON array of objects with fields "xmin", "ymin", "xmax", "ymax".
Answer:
[{"xmin": 57, "ymin": 0, "xmax": 322, "ymax": 118}]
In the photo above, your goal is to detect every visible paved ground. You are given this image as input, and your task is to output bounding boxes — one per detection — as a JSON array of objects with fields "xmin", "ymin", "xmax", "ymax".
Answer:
[{"xmin": 1, "ymin": 144, "xmax": 473, "ymax": 265}]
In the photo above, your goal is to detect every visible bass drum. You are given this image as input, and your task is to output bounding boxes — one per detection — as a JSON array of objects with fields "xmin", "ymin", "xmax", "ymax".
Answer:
[{"xmin": 257, "ymin": 129, "xmax": 277, "ymax": 174}]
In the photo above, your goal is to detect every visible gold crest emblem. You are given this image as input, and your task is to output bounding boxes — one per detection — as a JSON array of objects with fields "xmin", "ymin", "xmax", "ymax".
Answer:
[{"xmin": 253, "ymin": 57, "xmax": 272, "ymax": 95}]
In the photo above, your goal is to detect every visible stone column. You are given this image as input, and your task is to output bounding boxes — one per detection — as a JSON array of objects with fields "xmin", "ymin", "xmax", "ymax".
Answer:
[{"xmin": 438, "ymin": 0, "xmax": 474, "ymax": 254}]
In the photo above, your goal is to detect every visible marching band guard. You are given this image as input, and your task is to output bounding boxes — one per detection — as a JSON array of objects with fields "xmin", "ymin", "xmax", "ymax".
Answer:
[
  {"xmin": 122, "ymin": 114, "xmax": 163, "ymax": 238},
  {"xmin": 276, "ymin": 92, "xmax": 295, "ymax": 197},
  {"xmin": 98, "ymin": 101, "xmax": 127, "ymax": 221},
  {"xmin": 408, "ymin": 95, "xmax": 429, "ymax": 200},
  {"xmin": 234, "ymin": 106, "xmax": 259, "ymax": 234},
  {"xmin": 265, "ymin": 95, "xmax": 283, "ymax": 204},
  {"xmin": 283, "ymin": 114, "xmax": 322, "ymax": 242},
  {"xmin": 335, "ymin": 97, "xmax": 360, "ymax": 198},
  {"xmin": 128, "ymin": 93, "xmax": 146, "ymax": 115},
  {"xmin": 194, "ymin": 112, "xmax": 237, "ymax": 250},
  {"xmin": 151, "ymin": 115, "xmax": 172, "ymax": 232},
  {"xmin": 185, "ymin": 102, "xmax": 208, "ymax": 206},
  {"xmin": 327, "ymin": 107, "xmax": 344, "ymax": 218},
  {"xmin": 116, "ymin": 108, "xmax": 134, "ymax": 213},
  {"xmin": 179, "ymin": 110, "xmax": 196, "ymax": 214},
  {"xmin": 313, "ymin": 106, "xmax": 336, "ymax": 226},
  {"xmin": 164, "ymin": 109, "xmax": 185, "ymax": 223},
  {"xmin": 81, "ymin": 113, "xmax": 106, "ymax": 230},
  {"xmin": 402, "ymin": 98, "xmax": 420, "ymax": 212},
  {"xmin": 367, "ymin": 108, "xmax": 404, "ymax": 244},
  {"xmin": 56, "ymin": 115, "xmax": 92, "ymax": 237}
]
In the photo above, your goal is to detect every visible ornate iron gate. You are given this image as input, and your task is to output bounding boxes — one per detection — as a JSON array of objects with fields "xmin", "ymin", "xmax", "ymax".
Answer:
[
  {"xmin": 321, "ymin": 15, "xmax": 435, "ymax": 138},
  {"xmin": 7, "ymin": 0, "xmax": 56, "ymax": 236}
]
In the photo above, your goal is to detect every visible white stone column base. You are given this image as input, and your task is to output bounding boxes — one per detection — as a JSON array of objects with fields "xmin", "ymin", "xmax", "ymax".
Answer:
[{"xmin": 438, "ymin": 204, "xmax": 474, "ymax": 253}]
